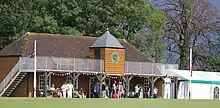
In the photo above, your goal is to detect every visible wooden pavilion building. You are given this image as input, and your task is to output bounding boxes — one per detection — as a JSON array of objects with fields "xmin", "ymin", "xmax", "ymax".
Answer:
[{"xmin": 0, "ymin": 31, "xmax": 178, "ymax": 98}]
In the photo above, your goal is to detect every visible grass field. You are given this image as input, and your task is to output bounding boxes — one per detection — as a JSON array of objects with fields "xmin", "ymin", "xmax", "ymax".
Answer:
[{"xmin": 0, "ymin": 98, "xmax": 219, "ymax": 108}]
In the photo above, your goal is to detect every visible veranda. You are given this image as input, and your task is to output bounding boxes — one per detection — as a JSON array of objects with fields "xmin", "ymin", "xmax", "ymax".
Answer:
[{"xmin": 0, "ymin": 56, "xmax": 178, "ymax": 98}]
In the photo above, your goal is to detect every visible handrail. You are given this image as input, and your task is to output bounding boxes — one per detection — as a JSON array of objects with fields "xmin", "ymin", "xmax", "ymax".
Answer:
[
  {"xmin": 18, "ymin": 56, "xmax": 178, "ymax": 75},
  {"xmin": 0, "ymin": 56, "xmax": 178, "ymax": 97},
  {"xmin": 0, "ymin": 59, "xmax": 20, "ymax": 95}
]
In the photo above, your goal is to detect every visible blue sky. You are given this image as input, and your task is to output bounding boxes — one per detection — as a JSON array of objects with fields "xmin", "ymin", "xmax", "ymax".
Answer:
[
  {"xmin": 210, "ymin": 0, "xmax": 220, "ymax": 10},
  {"xmin": 210, "ymin": 0, "xmax": 220, "ymax": 5}
]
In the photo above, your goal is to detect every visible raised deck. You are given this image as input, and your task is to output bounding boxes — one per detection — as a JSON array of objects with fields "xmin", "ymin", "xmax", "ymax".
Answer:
[
  {"xmin": 0, "ymin": 56, "xmax": 178, "ymax": 97},
  {"xmin": 19, "ymin": 56, "xmax": 178, "ymax": 75}
]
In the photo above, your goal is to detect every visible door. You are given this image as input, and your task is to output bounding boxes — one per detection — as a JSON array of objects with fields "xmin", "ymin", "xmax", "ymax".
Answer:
[
  {"xmin": 144, "ymin": 79, "xmax": 150, "ymax": 98},
  {"xmin": 89, "ymin": 77, "xmax": 98, "ymax": 98},
  {"xmin": 213, "ymin": 87, "xmax": 219, "ymax": 100}
]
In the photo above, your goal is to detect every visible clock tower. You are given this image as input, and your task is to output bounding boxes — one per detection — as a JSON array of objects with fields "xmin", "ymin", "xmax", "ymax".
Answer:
[{"xmin": 89, "ymin": 31, "xmax": 125, "ymax": 75}]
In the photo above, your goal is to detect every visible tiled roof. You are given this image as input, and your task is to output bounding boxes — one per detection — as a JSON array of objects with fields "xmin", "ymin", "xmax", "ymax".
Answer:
[
  {"xmin": 90, "ymin": 31, "xmax": 124, "ymax": 48},
  {"xmin": 0, "ymin": 32, "xmax": 152, "ymax": 62}
]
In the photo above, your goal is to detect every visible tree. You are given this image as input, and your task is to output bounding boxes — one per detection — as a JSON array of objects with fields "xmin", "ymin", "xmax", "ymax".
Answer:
[
  {"xmin": 150, "ymin": 0, "xmax": 220, "ymax": 69},
  {"xmin": 0, "ymin": 0, "xmax": 33, "ymax": 49},
  {"xmin": 0, "ymin": 0, "xmax": 167, "ymax": 63},
  {"xmin": 30, "ymin": 0, "xmax": 82, "ymax": 35},
  {"xmin": 197, "ymin": 55, "xmax": 220, "ymax": 72}
]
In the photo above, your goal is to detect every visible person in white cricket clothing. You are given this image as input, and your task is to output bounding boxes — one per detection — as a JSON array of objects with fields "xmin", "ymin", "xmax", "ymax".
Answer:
[
  {"xmin": 164, "ymin": 75, "xmax": 171, "ymax": 99},
  {"xmin": 134, "ymin": 84, "xmax": 139, "ymax": 98},
  {"xmin": 61, "ymin": 82, "xmax": 67, "ymax": 98},
  {"xmin": 67, "ymin": 82, "xmax": 74, "ymax": 98}
]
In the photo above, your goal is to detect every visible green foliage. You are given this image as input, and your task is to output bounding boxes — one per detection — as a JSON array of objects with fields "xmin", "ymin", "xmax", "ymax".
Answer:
[
  {"xmin": 197, "ymin": 56, "xmax": 220, "ymax": 72},
  {"xmin": 32, "ymin": 15, "xmax": 59, "ymax": 33},
  {"xmin": 0, "ymin": 0, "xmax": 33, "ymax": 49},
  {"xmin": 0, "ymin": 0, "xmax": 167, "ymax": 62}
]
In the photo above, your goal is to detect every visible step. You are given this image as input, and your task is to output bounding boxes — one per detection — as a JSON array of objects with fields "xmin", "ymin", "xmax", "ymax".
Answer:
[
  {"xmin": 19, "ymin": 73, "xmax": 26, "ymax": 75},
  {"xmin": 18, "ymin": 75, "xmax": 26, "ymax": 77},
  {"xmin": 14, "ymin": 79, "xmax": 21, "ymax": 81},
  {"xmin": 7, "ymin": 89, "xmax": 13, "ymax": 92},
  {"xmin": 1, "ymin": 73, "xmax": 27, "ymax": 97},
  {"xmin": 4, "ymin": 92, "xmax": 11, "ymax": 94},
  {"xmin": 14, "ymin": 78, "xmax": 22, "ymax": 81},
  {"xmin": 16, "ymin": 77, "xmax": 24, "ymax": 79},
  {"xmin": 14, "ymin": 79, "xmax": 22, "ymax": 82},
  {"xmin": 13, "ymin": 81, "xmax": 21, "ymax": 83},
  {"xmin": 3, "ymin": 94, "xmax": 10, "ymax": 97}
]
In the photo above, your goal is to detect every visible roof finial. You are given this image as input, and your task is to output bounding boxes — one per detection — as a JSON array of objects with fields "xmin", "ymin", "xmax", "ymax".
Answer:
[{"xmin": 106, "ymin": 23, "xmax": 109, "ymax": 31}]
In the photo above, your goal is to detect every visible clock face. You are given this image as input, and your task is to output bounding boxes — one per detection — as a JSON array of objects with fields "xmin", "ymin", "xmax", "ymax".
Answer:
[{"xmin": 111, "ymin": 52, "xmax": 119, "ymax": 62}]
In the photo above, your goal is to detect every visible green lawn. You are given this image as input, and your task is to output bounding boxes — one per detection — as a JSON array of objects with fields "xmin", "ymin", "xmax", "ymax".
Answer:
[{"xmin": 0, "ymin": 98, "xmax": 219, "ymax": 108}]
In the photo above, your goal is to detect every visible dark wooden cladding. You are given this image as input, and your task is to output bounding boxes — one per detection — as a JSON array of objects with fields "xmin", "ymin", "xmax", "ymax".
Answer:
[
  {"xmin": 51, "ymin": 75, "xmax": 66, "ymax": 88},
  {"xmin": 0, "ymin": 56, "xmax": 19, "ymax": 82},
  {"xmin": 89, "ymin": 48, "xmax": 94, "ymax": 59},
  {"xmin": 11, "ymin": 73, "xmax": 33, "ymax": 97},
  {"xmin": 155, "ymin": 78, "xmax": 163, "ymax": 98},
  {"xmin": 78, "ymin": 75, "xmax": 89, "ymax": 97}
]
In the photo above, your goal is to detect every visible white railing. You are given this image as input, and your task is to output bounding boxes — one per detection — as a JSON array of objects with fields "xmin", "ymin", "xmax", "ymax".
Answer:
[
  {"xmin": 0, "ymin": 56, "xmax": 178, "ymax": 96},
  {"xmin": 164, "ymin": 64, "xmax": 179, "ymax": 70},
  {"xmin": 19, "ymin": 57, "xmax": 104, "ymax": 73},
  {"xmin": 19, "ymin": 57, "xmax": 178, "ymax": 76},
  {"xmin": 0, "ymin": 59, "xmax": 20, "ymax": 95},
  {"xmin": 124, "ymin": 61, "xmax": 177, "ymax": 76}
]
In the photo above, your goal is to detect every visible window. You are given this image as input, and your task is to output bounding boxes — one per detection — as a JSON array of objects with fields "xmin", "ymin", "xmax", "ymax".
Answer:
[
  {"xmin": 94, "ymin": 48, "xmax": 101, "ymax": 72},
  {"xmin": 94, "ymin": 48, "xmax": 100, "ymax": 59},
  {"xmin": 144, "ymin": 79, "xmax": 150, "ymax": 94},
  {"xmin": 39, "ymin": 74, "xmax": 51, "ymax": 91},
  {"xmin": 213, "ymin": 87, "xmax": 219, "ymax": 100},
  {"xmin": 66, "ymin": 76, "xmax": 78, "ymax": 89}
]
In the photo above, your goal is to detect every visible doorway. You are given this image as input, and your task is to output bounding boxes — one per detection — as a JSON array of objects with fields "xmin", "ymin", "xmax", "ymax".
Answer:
[{"xmin": 213, "ymin": 87, "xmax": 219, "ymax": 100}]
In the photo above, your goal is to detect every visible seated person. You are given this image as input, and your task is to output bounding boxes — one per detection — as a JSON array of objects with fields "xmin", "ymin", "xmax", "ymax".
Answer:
[
  {"xmin": 73, "ymin": 88, "xmax": 81, "ymax": 98},
  {"xmin": 50, "ymin": 84, "xmax": 56, "ymax": 90},
  {"xmin": 48, "ymin": 84, "xmax": 56, "ymax": 97},
  {"xmin": 55, "ymin": 88, "xmax": 62, "ymax": 98},
  {"xmin": 79, "ymin": 88, "xmax": 86, "ymax": 98}
]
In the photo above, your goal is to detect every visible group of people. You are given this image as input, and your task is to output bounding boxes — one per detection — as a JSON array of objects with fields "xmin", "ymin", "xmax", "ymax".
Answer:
[
  {"xmin": 134, "ymin": 84, "xmax": 144, "ymax": 98},
  {"xmin": 60, "ymin": 82, "xmax": 74, "ymax": 98},
  {"xmin": 127, "ymin": 84, "xmax": 158, "ymax": 98},
  {"xmin": 92, "ymin": 80, "xmax": 160, "ymax": 99},
  {"xmin": 48, "ymin": 82, "xmax": 74, "ymax": 98},
  {"xmin": 47, "ymin": 80, "xmax": 160, "ymax": 99},
  {"xmin": 93, "ymin": 81, "xmax": 125, "ymax": 98}
]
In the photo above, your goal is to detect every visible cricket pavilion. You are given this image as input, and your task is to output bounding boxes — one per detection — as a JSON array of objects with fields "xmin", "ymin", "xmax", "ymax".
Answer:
[{"xmin": 0, "ymin": 31, "xmax": 178, "ymax": 98}]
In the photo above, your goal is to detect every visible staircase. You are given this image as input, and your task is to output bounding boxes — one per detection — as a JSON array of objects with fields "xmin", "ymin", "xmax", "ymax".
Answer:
[
  {"xmin": 1, "ymin": 72, "xmax": 27, "ymax": 97},
  {"xmin": 0, "ymin": 59, "xmax": 26, "ymax": 97}
]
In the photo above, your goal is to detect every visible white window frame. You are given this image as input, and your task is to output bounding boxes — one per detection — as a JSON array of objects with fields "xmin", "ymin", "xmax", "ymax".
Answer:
[
  {"xmin": 214, "ymin": 87, "xmax": 219, "ymax": 99},
  {"xmin": 39, "ymin": 74, "xmax": 51, "ymax": 91}
]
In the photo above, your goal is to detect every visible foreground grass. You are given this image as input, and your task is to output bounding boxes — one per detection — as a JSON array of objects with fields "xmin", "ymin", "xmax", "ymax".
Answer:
[{"xmin": 0, "ymin": 98, "xmax": 219, "ymax": 108}]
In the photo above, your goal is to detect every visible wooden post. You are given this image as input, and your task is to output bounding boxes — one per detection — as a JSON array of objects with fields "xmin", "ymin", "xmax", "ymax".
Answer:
[
  {"xmin": 71, "ymin": 73, "xmax": 81, "ymax": 89},
  {"xmin": 44, "ymin": 72, "xmax": 52, "ymax": 97},
  {"xmin": 44, "ymin": 72, "xmax": 48, "ymax": 97},
  {"xmin": 123, "ymin": 76, "xmax": 133, "ymax": 98},
  {"xmin": 95, "ymin": 74, "xmax": 106, "ymax": 98},
  {"xmin": 149, "ymin": 77, "xmax": 158, "ymax": 98},
  {"xmin": 174, "ymin": 77, "xmax": 178, "ymax": 99}
]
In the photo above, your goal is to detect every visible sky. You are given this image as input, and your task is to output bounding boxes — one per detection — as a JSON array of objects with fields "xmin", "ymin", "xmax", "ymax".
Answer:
[
  {"xmin": 210, "ymin": 0, "xmax": 220, "ymax": 12},
  {"xmin": 210, "ymin": 0, "xmax": 220, "ymax": 6}
]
